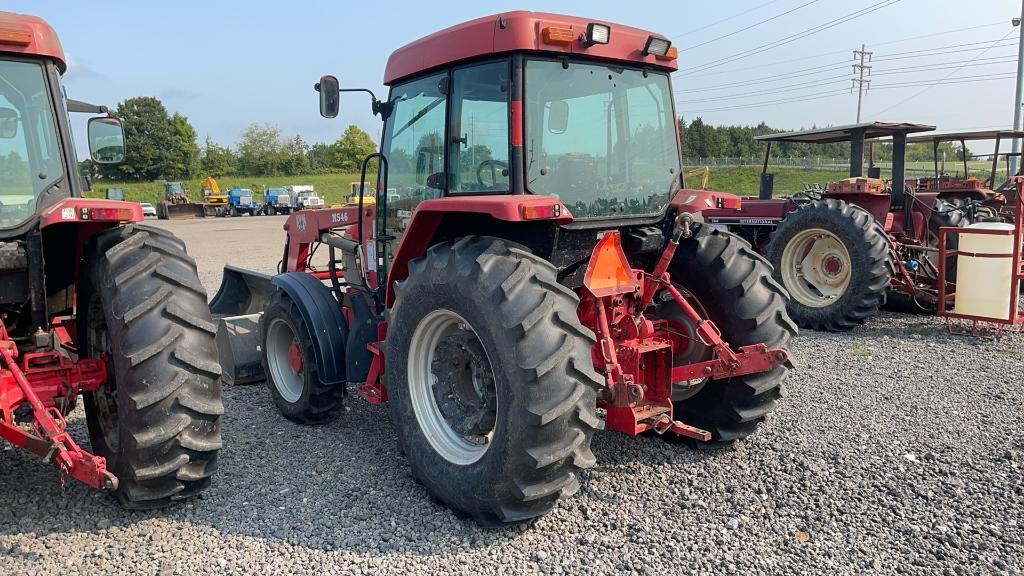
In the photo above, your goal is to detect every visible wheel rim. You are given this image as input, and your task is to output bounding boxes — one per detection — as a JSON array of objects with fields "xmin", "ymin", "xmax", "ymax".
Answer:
[
  {"xmin": 657, "ymin": 286, "xmax": 713, "ymax": 397},
  {"xmin": 780, "ymin": 228, "xmax": 852, "ymax": 308},
  {"xmin": 266, "ymin": 318, "xmax": 304, "ymax": 403},
  {"xmin": 408, "ymin": 309, "xmax": 497, "ymax": 465}
]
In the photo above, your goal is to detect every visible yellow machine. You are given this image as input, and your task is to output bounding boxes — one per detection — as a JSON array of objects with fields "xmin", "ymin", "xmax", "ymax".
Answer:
[
  {"xmin": 346, "ymin": 181, "xmax": 376, "ymax": 206},
  {"xmin": 201, "ymin": 176, "xmax": 228, "ymax": 206}
]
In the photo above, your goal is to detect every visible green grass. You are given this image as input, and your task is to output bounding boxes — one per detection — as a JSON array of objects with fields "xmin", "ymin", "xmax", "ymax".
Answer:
[
  {"xmin": 91, "ymin": 161, "xmax": 1002, "ymax": 206},
  {"xmin": 88, "ymin": 173, "xmax": 365, "ymax": 206}
]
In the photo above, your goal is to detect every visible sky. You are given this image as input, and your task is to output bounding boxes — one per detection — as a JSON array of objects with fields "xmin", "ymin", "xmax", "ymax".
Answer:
[{"xmin": 9, "ymin": 0, "xmax": 1024, "ymax": 156}]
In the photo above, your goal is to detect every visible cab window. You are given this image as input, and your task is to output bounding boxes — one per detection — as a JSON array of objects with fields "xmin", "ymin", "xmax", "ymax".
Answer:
[{"xmin": 447, "ymin": 61, "xmax": 510, "ymax": 193}]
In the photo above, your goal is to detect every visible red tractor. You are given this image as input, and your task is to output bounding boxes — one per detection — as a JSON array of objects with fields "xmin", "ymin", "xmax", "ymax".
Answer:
[
  {"xmin": 700, "ymin": 122, "xmax": 995, "ymax": 330},
  {"xmin": 215, "ymin": 11, "xmax": 794, "ymax": 524},
  {"xmin": 0, "ymin": 13, "xmax": 221, "ymax": 507}
]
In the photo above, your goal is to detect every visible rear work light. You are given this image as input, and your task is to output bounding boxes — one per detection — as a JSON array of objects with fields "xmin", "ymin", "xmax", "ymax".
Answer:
[
  {"xmin": 585, "ymin": 23, "xmax": 611, "ymax": 46},
  {"xmin": 643, "ymin": 35, "xmax": 672, "ymax": 57},
  {"xmin": 542, "ymin": 26, "xmax": 575, "ymax": 46},
  {"xmin": 0, "ymin": 27, "xmax": 32, "ymax": 47}
]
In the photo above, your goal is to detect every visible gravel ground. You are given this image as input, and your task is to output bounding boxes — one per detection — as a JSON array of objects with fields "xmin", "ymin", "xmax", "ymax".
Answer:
[{"xmin": 1, "ymin": 216, "xmax": 1022, "ymax": 575}]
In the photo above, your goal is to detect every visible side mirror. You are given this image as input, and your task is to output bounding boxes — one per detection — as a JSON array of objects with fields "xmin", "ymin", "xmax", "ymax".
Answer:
[
  {"xmin": 0, "ymin": 107, "xmax": 18, "ymax": 139},
  {"xmin": 87, "ymin": 117, "xmax": 125, "ymax": 163},
  {"xmin": 317, "ymin": 75, "xmax": 340, "ymax": 118},
  {"xmin": 547, "ymin": 100, "xmax": 569, "ymax": 134}
]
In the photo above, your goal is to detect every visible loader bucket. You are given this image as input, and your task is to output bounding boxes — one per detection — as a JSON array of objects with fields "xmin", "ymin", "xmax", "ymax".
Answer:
[
  {"xmin": 158, "ymin": 202, "xmax": 207, "ymax": 220},
  {"xmin": 210, "ymin": 266, "xmax": 276, "ymax": 384}
]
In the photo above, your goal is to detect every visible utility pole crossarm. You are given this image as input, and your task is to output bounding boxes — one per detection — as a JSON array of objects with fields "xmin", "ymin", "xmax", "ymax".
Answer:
[{"xmin": 853, "ymin": 43, "xmax": 873, "ymax": 123}]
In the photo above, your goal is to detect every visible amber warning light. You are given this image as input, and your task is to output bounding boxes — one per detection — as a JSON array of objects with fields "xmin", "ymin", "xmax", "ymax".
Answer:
[{"xmin": 0, "ymin": 26, "xmax": 33, "ymax": 47}]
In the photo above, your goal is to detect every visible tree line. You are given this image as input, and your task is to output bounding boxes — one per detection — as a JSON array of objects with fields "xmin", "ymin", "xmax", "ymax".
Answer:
[
  {"xmin": 680, "ymin": 117, "xmax": 967, "ymax": 162},
  {"xmin": 80, "ymin": 96, "xmax": 971, "ymax": 182},
  {"xmin": 84, "ymin": 96, "xmax": 378, "ymax": 182}
]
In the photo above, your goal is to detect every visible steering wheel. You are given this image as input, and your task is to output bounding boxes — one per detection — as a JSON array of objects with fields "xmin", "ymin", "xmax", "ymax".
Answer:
[{"xmin": 476, "ymin": 159, "xmax": 509, "ymax": 189}]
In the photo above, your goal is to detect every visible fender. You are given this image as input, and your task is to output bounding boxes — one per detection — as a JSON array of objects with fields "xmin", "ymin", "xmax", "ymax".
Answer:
[
  {"xmin": 385, "ymin": 194, "xmax": 569, "ymax": 306},
  {"xmin": 272, "ymin": 272, "xmax": 349, "ymax": 384}
]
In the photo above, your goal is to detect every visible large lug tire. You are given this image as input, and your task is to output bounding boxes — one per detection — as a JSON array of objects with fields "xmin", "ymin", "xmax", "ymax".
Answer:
[
  {"xmin": 929, "ymin": 197, "xmax": 968, "ymax": 283},
  {"xmin": 81, "ymin": 224, "xmax": 223, "ymax": 509},
  {"xmin": 268, "ymin": 205, "xmax": 276, "ymax": 216},
  {"xmin": 385, "ymin": 237, "xmax": 603, "ymax": 524},
  {"xmin": 229, "ymin": 205, "xmax": 238, "ymax": 217},
  {"xmin": 766, "ymin": 199, "xmax": 893, "ymax": 331},
  {"xmin": 663, "ymin": 226, "xmax": 797, "ymax": 445},
  {"xmin": 260, "ymin": 291, "xmax": 345, "ymax": 424}
]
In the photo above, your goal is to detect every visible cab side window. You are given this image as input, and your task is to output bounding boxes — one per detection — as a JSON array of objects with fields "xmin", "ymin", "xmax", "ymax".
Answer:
[
  {"xmin": 448, "ymin": 61, "xmax": 510, "ymax": 193},
  {"xmin": 382, "ymin": 72, "xmax": 447, "ymax": 235}
]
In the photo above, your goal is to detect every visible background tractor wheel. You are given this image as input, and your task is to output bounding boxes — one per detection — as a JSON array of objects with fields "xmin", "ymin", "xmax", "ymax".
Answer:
[
  {"xmin": 386, "ymin": 237, "xmax": 603, "ymax": 525},
  {"xmin": 229, "ymin": 205, "xmax": 239, "ymax": 217},
  {"xmin": 767, "ymin": 199, "xmax": 892, "ymax": 331},
  {"xmin": 662, "ymin": 227, "xmax": 796, "ymax": 445},
  {"xmin": 260, "ymin": 291, "xmax": 345, "ymax": 424},
  {"xmin": 268, "ymin": 205, "xmax": 276, "ymax": 216},
  {"xmin": 81, "ymin": 224, "xmax": 222, "ymax": 509}
]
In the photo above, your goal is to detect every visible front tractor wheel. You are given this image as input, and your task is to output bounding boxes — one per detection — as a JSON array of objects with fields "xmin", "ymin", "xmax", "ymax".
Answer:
[
  {"xmin": 767, "ymin": 199, "xmax": 892, "ymax": 331},
  {"xmin": 260, "ymin": 291, "xmax": 345, "ymax": 424},
  {"xmin": 81, "ymin": 224, "xmax": 223, "ymax": 509},
  {"xmin": 662, "ymin": 226, "xmax": 797, "ymax": 445},
  {"xmin": 386, "ymin": 237, "xmax": 603, "ymax": 524}
]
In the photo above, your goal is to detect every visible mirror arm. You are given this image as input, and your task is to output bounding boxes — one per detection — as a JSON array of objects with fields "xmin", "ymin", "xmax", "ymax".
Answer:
[{"xmin": 67, "ymin": 99, "xmax": 109, "ymax": 115}]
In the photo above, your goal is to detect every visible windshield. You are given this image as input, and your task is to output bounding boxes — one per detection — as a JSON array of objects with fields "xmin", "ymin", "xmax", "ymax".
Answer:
[
  {"xmin": 525, "ymin": 59, "xmax": 680, "ymax": 219},
  {"xmin": 0, "ymin": 59, "xmax": 64, "ymax": 227}
]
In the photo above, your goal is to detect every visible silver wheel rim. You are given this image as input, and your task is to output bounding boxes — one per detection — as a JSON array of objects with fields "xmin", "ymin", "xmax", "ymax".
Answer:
[
  {"xmin": 780, "ymin": 228, "xmax": 852, "ymax": 308},
  {"xmin": 266, "ymin": 317, "xmax": 304, "ymax": 403},
  {"xmin": 408, "ymin": 309, "xmax": 496, "ymax": 465}
]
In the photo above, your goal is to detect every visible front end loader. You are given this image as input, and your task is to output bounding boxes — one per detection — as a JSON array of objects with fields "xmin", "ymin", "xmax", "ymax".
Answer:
[{"xmin": 216, "ymin": 11, "xmax": 795, "ymax": 524}]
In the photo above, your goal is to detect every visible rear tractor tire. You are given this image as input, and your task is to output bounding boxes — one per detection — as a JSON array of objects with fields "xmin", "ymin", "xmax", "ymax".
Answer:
[
  {"xmin": 385, "ymin": 237, "xmax": 603, "ymax": 524},
  {"xmin": 657, "ymin": 226, "xmax": 796, "ymax": 445},
  {"xmin": 259, "ymin": 291, "xmax": 345, "ymax": 424},
  {"xmin": 81, "ymin": 224, "xmax": 223, "ymax": 509},
  {"xmin": 766, "ymin": 199, "xmax": 892, "ymax": 331}
]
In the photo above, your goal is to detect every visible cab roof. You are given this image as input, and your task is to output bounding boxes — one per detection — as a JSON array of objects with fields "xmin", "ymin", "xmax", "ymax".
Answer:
[
  {"xmin": 384, "ymin": 11, "xmax": 677, "ymax": 85},
  {"xmin": 906, "ymin": 129, "xmax": 1024, "ymax": 143},
  {"xmin": 0, "ymin": 12, "xmax": 65, "ymax": 72},
  {"xmin": 754, "ymin": 121, "xmax": 936, "ymax": 144}
]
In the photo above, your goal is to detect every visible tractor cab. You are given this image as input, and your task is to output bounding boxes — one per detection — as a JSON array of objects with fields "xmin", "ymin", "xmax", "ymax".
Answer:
[
  {"xmin": 0, "ymin": 13, "xmax": 126, "ymax": 236},
  {"xmin": 317, "ymin": 12, "xmax": 688, "ymax": 255}
]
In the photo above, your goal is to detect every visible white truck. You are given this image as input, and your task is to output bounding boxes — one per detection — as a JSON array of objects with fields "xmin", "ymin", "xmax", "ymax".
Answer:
[{"xmin": 288, "ymin": 185, "xmax": 323, "ymax": 210}]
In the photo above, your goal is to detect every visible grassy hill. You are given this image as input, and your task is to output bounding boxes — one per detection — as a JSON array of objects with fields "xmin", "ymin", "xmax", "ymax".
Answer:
[{"xmin": 88, "ymin": 162, "xmax": 998, "ymax": 205}]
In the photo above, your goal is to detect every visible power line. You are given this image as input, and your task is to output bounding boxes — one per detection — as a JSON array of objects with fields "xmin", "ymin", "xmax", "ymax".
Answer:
[
  {"xmin": 677, "ymin": 0, "xmax": 785, "ymax": 37},
  {"xmin": 681, "ymin": 90, "xmax": 850, "ymax": 114},
  {"xmin": 872, "ymin": 28, "xmax": 1017, "ymax": 116},
  {"xmin": 871, "ymin": 72, "xmax": 1017, "ymax": 90},
  {"xmin": 676, "ymin": 60, "xmax": 851, "ymax": 93},
  {"xmin": 871, "ymin": 55, "xmax": 1018, "ymax": 75},
  {"xmin": 872, "ymin": 42, "xmax": 1017, "ymax": 63},
  {"xmin": 679, "ymin": 75, "xmax": 851, "ymax": 104},
  {"xmin": 683, "ymin": 0, "xmax": 821, "ymax": 51},
  {"xmin": 683, "ymin": 0, "xmax": 903, "ymax": 74},
  {"xmin": 677, "ymin": 21, "xmax": 1010, "ymax": 81}
]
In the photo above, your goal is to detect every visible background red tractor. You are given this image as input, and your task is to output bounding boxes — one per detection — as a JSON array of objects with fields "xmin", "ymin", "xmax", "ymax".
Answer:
[
  {"xmin": 0, "ymin": 12, "xmax": 221, "ymax": 507},
  {"xmin": 214, "ymin": 11, "xmax": 795, "ymax": 524},
  {"xmin": 699, "ymin": 122, "xmax": 1007, "ymax": 330}
]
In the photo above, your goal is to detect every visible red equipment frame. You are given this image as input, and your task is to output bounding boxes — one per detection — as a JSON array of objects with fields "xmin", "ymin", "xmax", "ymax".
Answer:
[
  {"xmin": 936, "ymin": 180, "xmax": 1024, "ymax": 333},
  {"xmin": 276, "ymin": 198, "xmax": 790, "ymax": 440},
  {"xmin": 0, "ymin": 198, "xmax": 140, "ymax": 490}
]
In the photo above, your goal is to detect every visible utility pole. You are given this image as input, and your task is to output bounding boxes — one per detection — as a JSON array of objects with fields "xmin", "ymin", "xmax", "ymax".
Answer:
[
  {"xmin": 852, "ymin": 44, "xmax": 872, "ymax": 123},
  {"xmin": 1011, "ymin": 5, "xmax": 1024, "ymax": 176}
]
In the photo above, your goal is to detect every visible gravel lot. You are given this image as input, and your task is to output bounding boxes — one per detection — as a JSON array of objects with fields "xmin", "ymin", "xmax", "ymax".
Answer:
[{"xmin": 2, "ymin": 216, "xmax": 1022, "ymax": 575}]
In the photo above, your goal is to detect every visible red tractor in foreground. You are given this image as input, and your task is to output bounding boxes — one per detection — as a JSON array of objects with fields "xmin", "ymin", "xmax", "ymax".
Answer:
[
  {"xmin": 215, "ymin": 11, "xmax": 794, "ymax": 524},
  {"xmin": 0, "ymin": 13, "xmax": 222, "ymax": 507}
]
